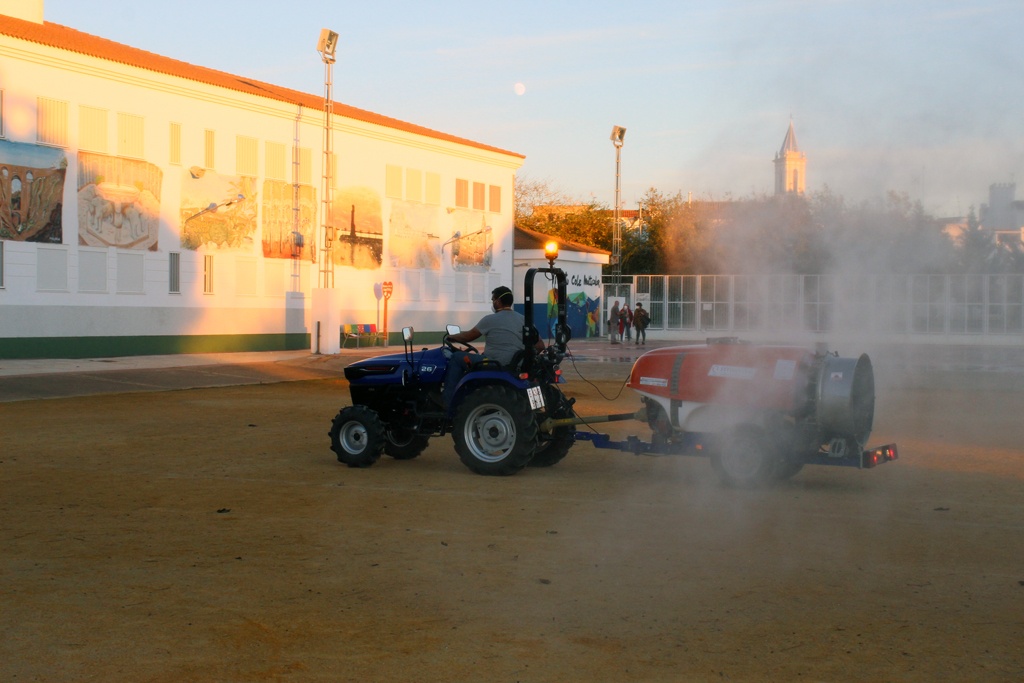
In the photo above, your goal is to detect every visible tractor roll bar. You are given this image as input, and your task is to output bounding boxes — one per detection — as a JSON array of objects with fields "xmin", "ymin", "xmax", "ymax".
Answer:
[{"xmin": 522, "ymin": 266, "xmax": 571, "ymax": 360}]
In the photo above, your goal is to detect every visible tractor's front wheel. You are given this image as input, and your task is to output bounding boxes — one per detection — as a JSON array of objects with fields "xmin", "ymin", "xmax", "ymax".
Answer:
[
  {"xmin": 329, "ymin": 406, "xmax": 385, "ymax": 468},
  {"xmin": 453, "ymin": 385, "xmax": 538, "ymax": 476}
]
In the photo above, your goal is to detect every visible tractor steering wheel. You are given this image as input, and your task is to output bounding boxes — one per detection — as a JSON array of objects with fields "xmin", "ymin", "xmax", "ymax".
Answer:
[{"xmin": 443, "ymin": 334, "xmax": 479, "ymax": 354}]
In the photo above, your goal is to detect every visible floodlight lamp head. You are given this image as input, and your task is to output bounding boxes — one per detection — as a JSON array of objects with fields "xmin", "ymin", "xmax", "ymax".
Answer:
[
  {"xmin": 544, "ymin": 241, "xmax": 559, "ymax": 266},
  {"xmin": 318, "ymin": 28, "xmax": 339, "ymax": 61},
  {"xmin": 610, "ymin": 125, "xmax": 626, "ymax": 147}
]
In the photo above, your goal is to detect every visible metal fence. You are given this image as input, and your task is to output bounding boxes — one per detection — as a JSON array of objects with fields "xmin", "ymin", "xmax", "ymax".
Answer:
[{"xmin": 604, "ymin": 274, "xmax": 1024, "ymax": 342}]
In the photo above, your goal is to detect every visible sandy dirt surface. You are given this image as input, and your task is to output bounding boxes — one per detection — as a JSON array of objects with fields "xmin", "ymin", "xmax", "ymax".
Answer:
[{"xmin": 2, "ymin": 360, "xmax": 1023, "ymax": 682}]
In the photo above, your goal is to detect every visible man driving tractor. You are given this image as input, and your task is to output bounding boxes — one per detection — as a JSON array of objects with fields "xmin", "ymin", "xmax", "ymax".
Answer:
[{"xmin": 442, "ymin": 285, "xmax": 544, "ymax": 407}]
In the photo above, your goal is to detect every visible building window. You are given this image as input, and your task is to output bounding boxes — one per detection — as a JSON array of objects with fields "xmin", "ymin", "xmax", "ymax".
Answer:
[
  {"xmin": 455, "ymin": 178, "xmax": 469, "ymax": 208},
  {"xmin": 79, "ymin": 106, "xmax": 108, "ymax": 153},
  {"xmin": 236, "ymin": 135, "xmax": 258, "ymax": 177},
  {"xmin": 77, "ymin": 249, "xmax": 107, "ymax": 292},
  {"xmin": 117, "ymin": 112, "xmax": 144, "ymax": 159},
  {"xmin": 203, "ymin": 254, "xmax": 214, "ymax": 294},
  {"xmin": 169, "ymin": 251, "xmax": 181, "ymax": 293},
  {"xmin": 169, "ymin": 122, "xmax": 181, "ymax": 165},
  {"xmin": 37, "ymin": 246, "xmax": 68, "ymax": 292},
  {"xmin": 296, "ymin": 146, "xmax": 312, "ymax": 185},
  {"xmin": 116, "ymin": 252, "xmax": 144, "ymax": 294},
  {"xmin": 472, "ymin": 182, "xmax": 485, "ymax": 211},
  {"xmin": 0, "ymin": 240, "xmax": 4, "ymax": 288},
  {"xmin": 37, "ymin": 97, "xmax": 69, "ymax": 148},
  {"xmin": 425, "ymin": 172, "xmax": 441, "ymax": 205},
  {"xmin": 204, "ymin": 129, "xmax": 215, "ymax": 169},
  {"xmin": 265, "ymin": 141, "xmax": 286, "ymax": 181},
  {"xmin": 489, "ymin": 185, "xmax": 501, "ymax": 213},
  {"xmin": 385, "ymin": 164, "xmax": 403, "ymax": 199},
  {"xmin": 406, "ymin": 168, "xmax": 422, "ymax": 202}
]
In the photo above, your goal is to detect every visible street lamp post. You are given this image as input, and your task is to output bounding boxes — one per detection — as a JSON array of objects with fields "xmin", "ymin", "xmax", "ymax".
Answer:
[
  {"xmin": 317, "ymin": 28, "xmax": 339, "ymax": 289},
  {"xmin": 610, "ymin": 125, "xmax": 626, "ymax": 330}
]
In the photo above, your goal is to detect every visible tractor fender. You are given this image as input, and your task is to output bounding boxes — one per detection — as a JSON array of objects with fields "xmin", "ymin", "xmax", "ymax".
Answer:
[{"xmin": 451, "ymin": 370, "xmax": 532, "ymax": 409}]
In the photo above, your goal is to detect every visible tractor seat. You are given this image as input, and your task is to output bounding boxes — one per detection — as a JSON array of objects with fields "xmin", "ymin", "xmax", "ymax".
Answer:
[{"xmin": 468, "ymin": 357, "xmax": 504, "ymax": 372}]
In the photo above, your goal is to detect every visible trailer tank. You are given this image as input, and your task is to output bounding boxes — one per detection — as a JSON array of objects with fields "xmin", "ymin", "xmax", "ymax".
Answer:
[{"xmin": 624, "ymin": 338, "xmax": 881, "ymax": 485}]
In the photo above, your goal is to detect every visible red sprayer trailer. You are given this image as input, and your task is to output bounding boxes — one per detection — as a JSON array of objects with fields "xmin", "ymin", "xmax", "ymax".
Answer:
[{"xmin": 559, "ymin": 338, "xmax": 897, "ymax": 487}]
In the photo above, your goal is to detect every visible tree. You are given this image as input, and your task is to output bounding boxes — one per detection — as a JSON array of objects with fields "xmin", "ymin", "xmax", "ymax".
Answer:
[
  {"xmin": 513, "ymin": 175, "xmax": 573, "ymax": 223},
  {"xmin": 956, "ymin": 206, "xmax": 999, "ymax": 273},
  {"xmin": 514, "ymin": 176, "xmax": 1022, "ymax": 276},
  {"xmin": 514, "ymin": 175, "xmax": 612, "ymax": 254}
]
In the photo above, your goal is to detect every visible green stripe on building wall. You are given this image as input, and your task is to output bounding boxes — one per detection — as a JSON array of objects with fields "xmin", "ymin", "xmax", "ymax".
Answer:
[{"xmin": 0, "ymin": 333, "xmax": 311, "ymax": 360}]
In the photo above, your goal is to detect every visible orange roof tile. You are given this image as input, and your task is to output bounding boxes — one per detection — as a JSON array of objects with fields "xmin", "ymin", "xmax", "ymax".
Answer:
[
  {"xmin": 514, "ymin": 225, "xmax": 610, "ymax": 256},
  {"xmin": 0, "ymin": 14, "xmax": 524, "ymax": 160}
]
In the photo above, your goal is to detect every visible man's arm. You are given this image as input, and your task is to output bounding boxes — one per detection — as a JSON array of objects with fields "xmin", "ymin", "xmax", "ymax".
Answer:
[{"xmin": 448, "ymin": 327, "xmax": 482, "ymax": 344}]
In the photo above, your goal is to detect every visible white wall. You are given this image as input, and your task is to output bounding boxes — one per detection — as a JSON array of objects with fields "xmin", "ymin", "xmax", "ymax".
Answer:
[{"xmin": 0, "ymin": 26, "xmax": 523, "ymax": 352}]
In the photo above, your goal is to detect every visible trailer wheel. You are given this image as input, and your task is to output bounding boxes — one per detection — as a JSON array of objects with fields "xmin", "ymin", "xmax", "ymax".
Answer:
[
  {"xmin": 453, "ymin": 385, "xmax": 538, "ymax": 476},
  {"xmin": 773, "ymin": 457, "xmax": 805, "ymax": 481},
  {"xmin": 529, "ymin": 386, "xmax": 575, "ymax": 468},
  {"xmin": 329, "ymin": 406, "xmax": 385, "ymax": 468},
  {"xmin": 384, "ymin": 426, "xmax": 430, "ymax": 460},
  {"xmin": 769, "ymin": 426, "xmax": 804, "ymax": 481},
  {"xmin": 711, "ymin": 425, "xmax": 779, "ymax": 488}
]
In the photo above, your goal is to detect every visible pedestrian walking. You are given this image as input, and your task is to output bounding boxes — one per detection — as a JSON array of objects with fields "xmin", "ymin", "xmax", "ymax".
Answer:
[{"xmin": 633, "ymin": 302, "xmax": 650, "ymax": 345}]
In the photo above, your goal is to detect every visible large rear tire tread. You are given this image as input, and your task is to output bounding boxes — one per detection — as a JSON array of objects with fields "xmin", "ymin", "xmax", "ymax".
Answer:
[
  {"xmin": 453, "ymin": 385, "xmax": 538, "ymax": 476},
  {"xmin": 329, "ymin": 405, "xmax": 385, "ymax": 468},
  {"xmin": 529, "ymin": 386, "xmax": 575, "ymax": 468}
]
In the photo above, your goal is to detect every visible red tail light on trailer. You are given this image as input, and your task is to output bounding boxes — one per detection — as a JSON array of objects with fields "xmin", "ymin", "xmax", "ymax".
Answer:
[{"xmin": 862, "ymin": 444, "xmax": 898, "ymax": 468}]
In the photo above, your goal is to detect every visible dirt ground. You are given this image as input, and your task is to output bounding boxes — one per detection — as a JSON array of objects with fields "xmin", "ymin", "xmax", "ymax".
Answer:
[{"xmin": 2, "ymin": 359, "xmax": 1023, "ymax": 682}]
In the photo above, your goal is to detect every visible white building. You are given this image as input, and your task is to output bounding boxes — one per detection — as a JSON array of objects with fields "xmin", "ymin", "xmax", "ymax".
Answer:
[
  {"xmin": 980, "ymin": 183, "xmax": 1024, "ymax": 246},
  {"xmin": 512, "ymin": 226, "xmax": 609, "ymax": 341},
  {"xmin": 0, "ymin": 1, "xmax": 524, "ymax": 358}
]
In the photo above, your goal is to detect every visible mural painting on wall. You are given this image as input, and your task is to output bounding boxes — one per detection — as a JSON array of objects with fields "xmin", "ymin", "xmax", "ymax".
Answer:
[
  {"xmin": 529, "ymin": 289, "xmax": 602, "ymax": 342},
  {"xmin": 262, "ymin": 179, "xmax": 316, "ymax": 261},
  {"xmin": 388, "ymin": 200, "xmax": 439, "ymax": 269},
  {"xmin": 78, "ymin": 152, "xmax": 162, "ymax": 250},
  {"xmin": 572, "ymin": 292, "xmax": 604, "ymax": 339},
  {"xmin": 331, "ymin": 186, "xmax": 383, "ymax": 269},
  {"xmin": 180, "ymin": 169, "xmax": 256, "ymax": 250},
  {"xmin": 447, "ymin": 211, "xmax": 492, "ymax": 272},
  {"xmin": 0, "ymin": 140, "xmax": 66, "ymax": 243}
]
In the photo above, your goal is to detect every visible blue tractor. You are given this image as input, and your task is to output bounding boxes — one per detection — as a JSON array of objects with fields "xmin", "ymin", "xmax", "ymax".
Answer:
[{"xmin": 329, "ymin": 265, "xmax": 577, "ymax": 476}]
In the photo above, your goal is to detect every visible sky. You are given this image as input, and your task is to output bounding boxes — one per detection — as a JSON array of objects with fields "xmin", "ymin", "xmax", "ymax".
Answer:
[{"xmin": 45, "ymin": 0, "xmax": 1024, "ymax": 217}]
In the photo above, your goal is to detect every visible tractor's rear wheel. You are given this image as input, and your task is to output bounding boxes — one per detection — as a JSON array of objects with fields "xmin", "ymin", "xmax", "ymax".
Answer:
[
  {"xmin": 453, "ymin": 385, "xmax": 538, "ymax": 476},
  {"xmin": 710, "ymin": 425, "xmax": 780, "ymax": 488},
  {"xmin": 529, "ymin": 385, "xmax": 575, "ymax": 468},
  {"xmin": 384, "ymin": 426, "xmax": 430, "ymax": 460},
  {"xmin": 329, "ymin": 405, "xmax": 385, "ymax": 468}
]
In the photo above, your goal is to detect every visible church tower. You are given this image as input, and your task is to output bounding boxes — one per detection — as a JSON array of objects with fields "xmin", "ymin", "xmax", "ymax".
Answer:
[{"xmin": 774, "ymin": 120, "xmax": 806, "ymax": 195}]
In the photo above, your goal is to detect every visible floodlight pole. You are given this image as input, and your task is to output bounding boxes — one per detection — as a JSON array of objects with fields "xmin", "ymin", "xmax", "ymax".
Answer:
[
  {"xmin": 317, "ymin": 29, "xmax": 338, "ymax": 289},
  {"xmin": 610, "ymin": 125, "xmax": 626, "ymax": 307}
]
